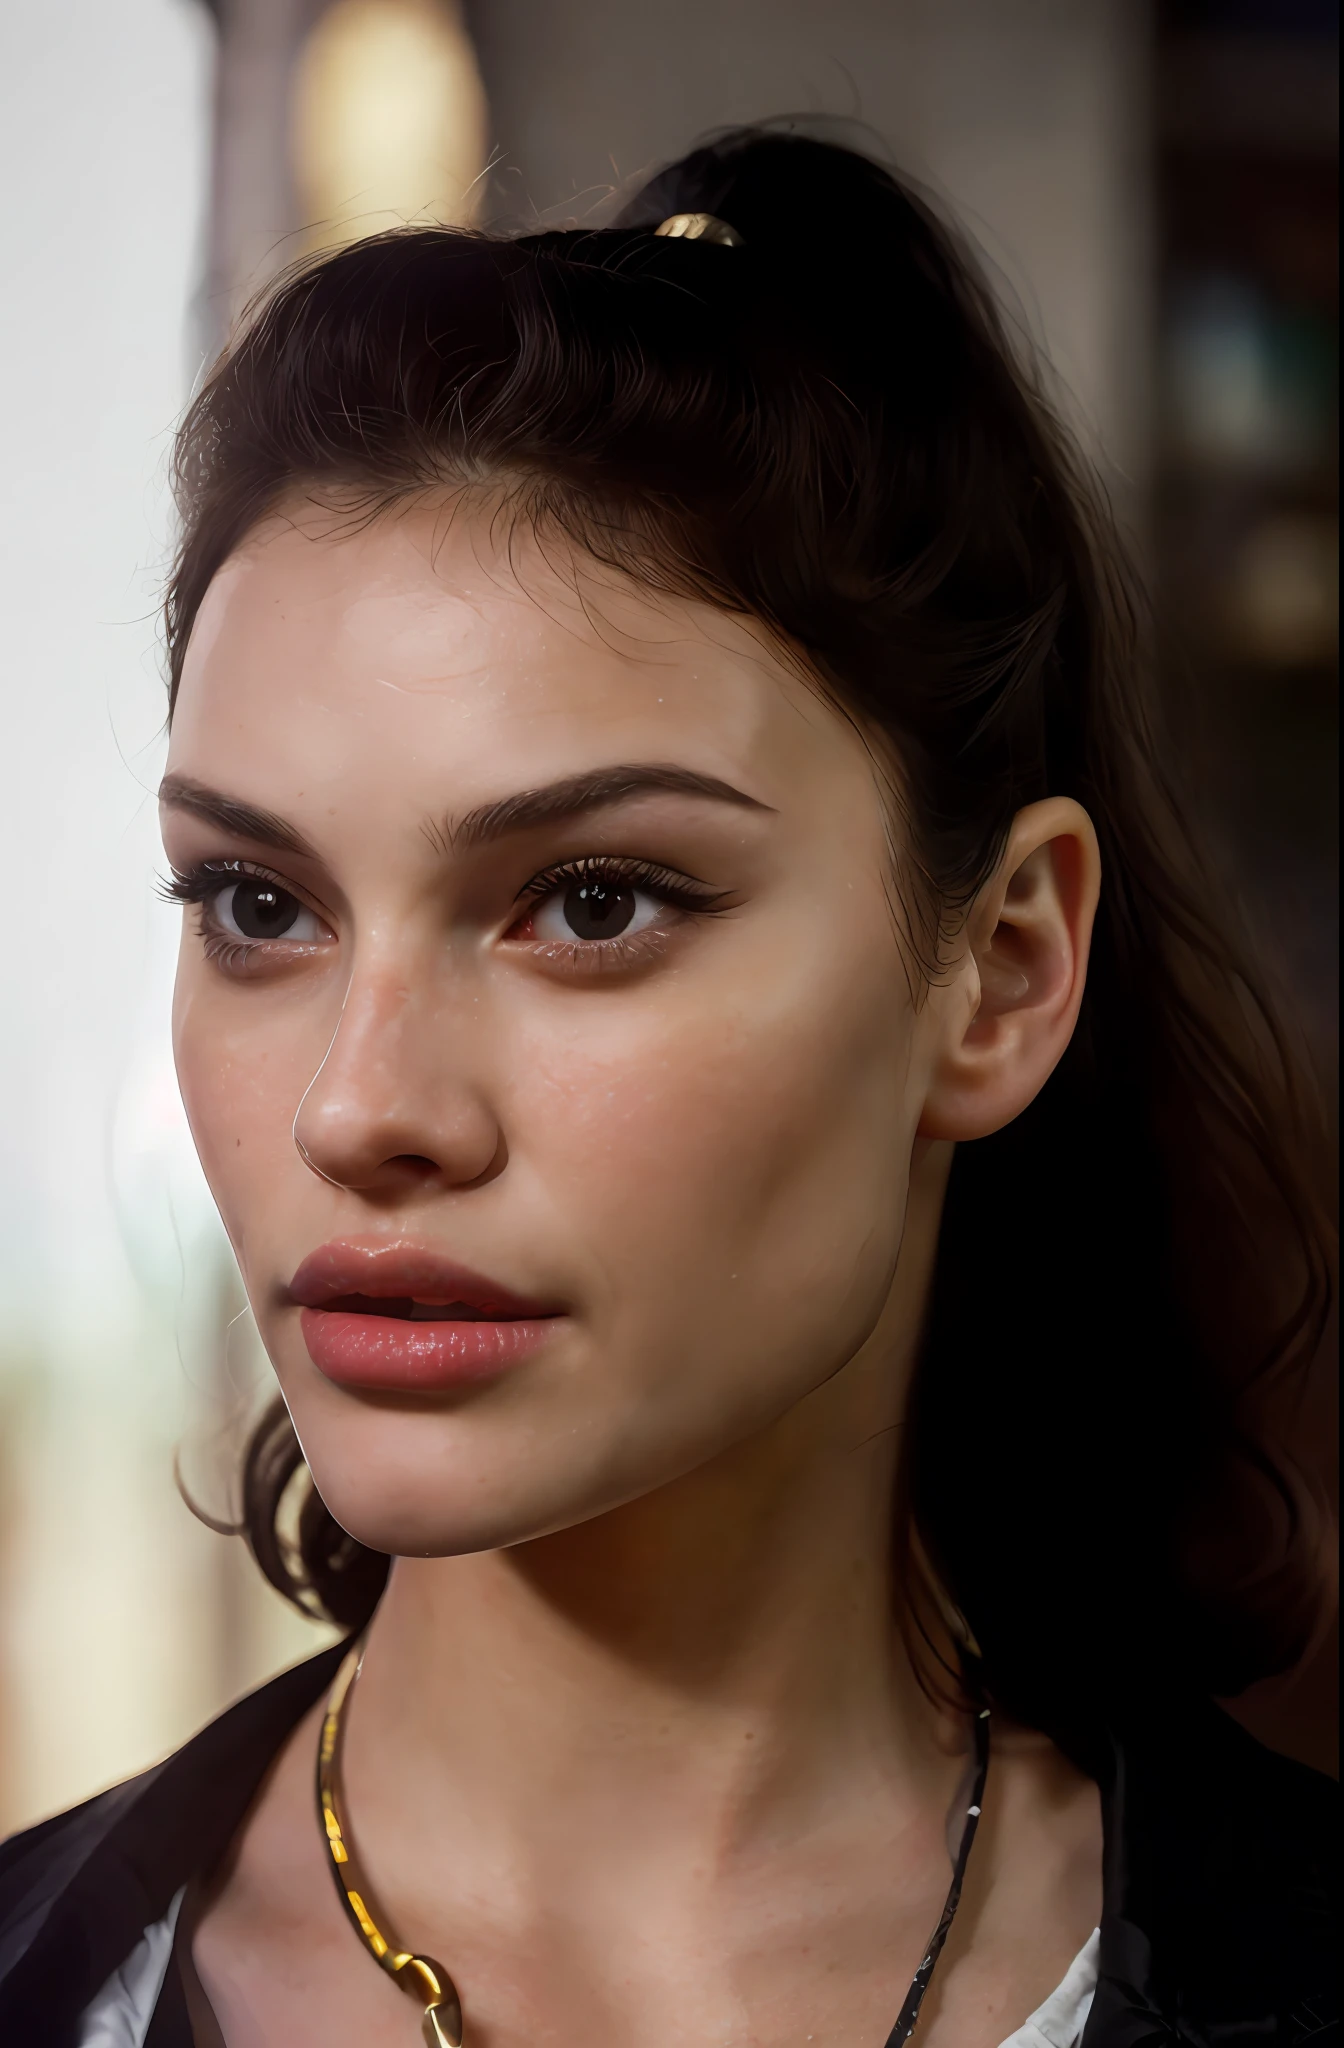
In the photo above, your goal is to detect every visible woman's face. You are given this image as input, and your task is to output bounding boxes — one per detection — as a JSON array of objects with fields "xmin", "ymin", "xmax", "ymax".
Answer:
[{"xmin": 165, "ymin": 499, "xmax": 954, "ymax": 1556}]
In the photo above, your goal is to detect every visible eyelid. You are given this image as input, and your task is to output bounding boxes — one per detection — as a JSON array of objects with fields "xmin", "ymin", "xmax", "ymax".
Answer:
[
  {"xmin": 514, "ymin": 853, "xmax": 727, "ymax": 913},
  {"xmin": 160, "ymin": 859, "xmax": 337, "ymax": 959},
  {"xmin": 162, "ymin": 856, "xmax": 272, "ymax": 899},
  {"xmin": 160, "ymin": 857, "xmax": 333, "ymax": 922}
]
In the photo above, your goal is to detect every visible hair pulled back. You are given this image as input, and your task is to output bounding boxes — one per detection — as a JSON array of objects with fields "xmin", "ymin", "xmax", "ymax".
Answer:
[{"xmin": 168, "ymin": 126, "xmax": 1335, "ymax": 1741}]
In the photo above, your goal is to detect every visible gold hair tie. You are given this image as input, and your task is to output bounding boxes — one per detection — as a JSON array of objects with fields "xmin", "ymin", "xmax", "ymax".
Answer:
[{"xmin": 655, "ymin": 212, "xmax": 743, "ymax": 247}]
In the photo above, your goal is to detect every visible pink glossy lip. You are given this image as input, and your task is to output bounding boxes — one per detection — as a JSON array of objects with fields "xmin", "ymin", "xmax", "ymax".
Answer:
[{"xmin": 288, "ymin": 1240, "xmax": 563, "ymax": 1392}]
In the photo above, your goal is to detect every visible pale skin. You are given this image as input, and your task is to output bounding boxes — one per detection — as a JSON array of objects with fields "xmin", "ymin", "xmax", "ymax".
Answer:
[{"xmin": 164, "ymin": 497, "xmax": 1103, "ymax": 2047}]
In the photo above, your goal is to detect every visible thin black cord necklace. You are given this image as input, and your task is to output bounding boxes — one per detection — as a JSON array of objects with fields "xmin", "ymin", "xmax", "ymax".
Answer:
[
  {"xmin": 317, "ymin": 1645, "xmax": 991, "ymax": 2047},
  {"xmin": 883, "ymin": 1702, "xmax": 991, "ymax": 2045}
]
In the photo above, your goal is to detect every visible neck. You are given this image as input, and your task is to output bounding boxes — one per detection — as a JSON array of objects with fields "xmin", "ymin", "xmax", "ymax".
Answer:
[{"xmin": 346, "ymin": 1149, "xmax": 962, "ymax": 1878}]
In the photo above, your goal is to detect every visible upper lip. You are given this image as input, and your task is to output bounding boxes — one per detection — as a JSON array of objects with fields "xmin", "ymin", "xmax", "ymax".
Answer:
[{"xmin": 287, "ymin": 1240, "xmax": 559, "ymax": 1317}]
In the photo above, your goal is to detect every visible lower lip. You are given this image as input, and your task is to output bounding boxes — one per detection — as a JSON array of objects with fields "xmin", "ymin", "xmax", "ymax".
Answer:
[{"xmin": 299, "ymin": 1307, "xmax": 559, "ymax": 1391}]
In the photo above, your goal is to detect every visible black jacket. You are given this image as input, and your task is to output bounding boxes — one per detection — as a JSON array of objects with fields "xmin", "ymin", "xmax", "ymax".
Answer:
[{"xmin": 0, "ymin": 1641, "xmax": 1336, "ymax": 2046}]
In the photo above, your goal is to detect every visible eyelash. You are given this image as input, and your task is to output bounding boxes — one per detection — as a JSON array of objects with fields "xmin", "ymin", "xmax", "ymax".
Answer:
[
  {"xmin": 160, "ymin": 858, "xmax": 277, "ymax": 906},
  {"xmin": 159, "ymin": 855, "xmax": 730, "ymax": 977},
  {"xmin": 508, "ymin": 856, "xmax": 731, "ymax": 975},
  {"xmin": 158, "ymin": 859, "xmax": 325, "ymax": 976},
  {"xmin": 514, "ymin": 855, "xmax": 723, "ymax": 915}
]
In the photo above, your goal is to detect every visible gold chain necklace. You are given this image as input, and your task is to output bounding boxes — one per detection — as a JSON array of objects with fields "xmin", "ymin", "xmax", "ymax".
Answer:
[
  {"xmin": 317, "ymin": 1642, "xmax": 990, "ymax": 2047},
  {"xmin": 317, "ymin": 1644, "xmax": 464, "ymax": 2047}
]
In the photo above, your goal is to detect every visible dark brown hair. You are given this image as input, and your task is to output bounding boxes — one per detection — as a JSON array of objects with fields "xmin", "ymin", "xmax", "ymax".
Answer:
[{"xmin": 168, "ymin": 126, "xmax": 1334, "ymax": 1741}]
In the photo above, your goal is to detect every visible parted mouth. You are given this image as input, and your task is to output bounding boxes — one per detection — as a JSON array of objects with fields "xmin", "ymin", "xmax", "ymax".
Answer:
[
  {"xmin": 316, "ymin": 1294, "xmax": 524, "ymax": 1322},
  {"xmin": 287, "ymin": 1240, "xmax": 561, "ymax": 1320}
]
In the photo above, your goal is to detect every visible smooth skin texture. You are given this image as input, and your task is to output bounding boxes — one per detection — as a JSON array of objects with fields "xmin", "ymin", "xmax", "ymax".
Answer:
[{"xmin": 166, "ymin": 498, "xmax": 1103, "ymax": 2047}]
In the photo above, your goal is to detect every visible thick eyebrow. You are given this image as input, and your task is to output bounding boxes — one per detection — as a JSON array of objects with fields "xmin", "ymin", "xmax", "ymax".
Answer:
[
  {"xmin": 158, "ymin": 774, "xmax": 319, "ymax": 861},
  {"xmin": 443, "ymin": 763, "xmax": 773, "ymax": 853},
  {"xmin": 158, "ymin": 764, "xmax": 772, "ymax": 868}
]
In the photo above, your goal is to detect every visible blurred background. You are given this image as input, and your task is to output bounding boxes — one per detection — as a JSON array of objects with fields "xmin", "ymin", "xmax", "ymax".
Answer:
[{"xmin": 0, "ymin": 0, "xmax": 1335, "ymax": 1833}]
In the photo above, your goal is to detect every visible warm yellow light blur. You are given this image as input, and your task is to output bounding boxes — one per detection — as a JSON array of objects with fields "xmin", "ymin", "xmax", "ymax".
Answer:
[{"xmin": 293, "ymin": 0, "xmax": 488, "ymax": 249}]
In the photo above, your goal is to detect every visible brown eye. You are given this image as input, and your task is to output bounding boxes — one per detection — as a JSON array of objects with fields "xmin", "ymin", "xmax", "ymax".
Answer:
[
  {"xmin": 213, "ymin": 879, "xmax": 323, "ymax": 942},
  {"xmin": 532, "ymin": 877, "xmax": 660, "ymax": 944},
  {"xmin": 561, "ymin": 878, "xmax": 635, "ymax": 939}
]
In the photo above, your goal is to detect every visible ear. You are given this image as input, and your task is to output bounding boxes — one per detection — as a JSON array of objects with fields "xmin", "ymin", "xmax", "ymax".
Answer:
[{"xmin": 919, "ymin": 798, "xmax": 1101, "ymax": 1143}]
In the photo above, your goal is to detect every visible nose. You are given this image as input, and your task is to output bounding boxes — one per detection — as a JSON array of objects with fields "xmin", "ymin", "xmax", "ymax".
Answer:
[{"xmin": 292, "ymin": 964, "xmax": 503, "ymax": 1196}]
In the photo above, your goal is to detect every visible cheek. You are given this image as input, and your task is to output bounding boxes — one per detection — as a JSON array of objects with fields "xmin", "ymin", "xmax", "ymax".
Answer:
[
  {"xmin": 171, "ymin": 957, "xmax": 323, "ymax": 1260},
  {"xmin": 513, "ymin": 940, "xmax": 917, "ymax": 1337}
]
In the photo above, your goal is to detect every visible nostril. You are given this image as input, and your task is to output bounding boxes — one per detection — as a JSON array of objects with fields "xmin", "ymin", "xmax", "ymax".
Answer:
[{"xmin": 292, "ymin": 1109, "xmax": 506, "ymax": 1192}]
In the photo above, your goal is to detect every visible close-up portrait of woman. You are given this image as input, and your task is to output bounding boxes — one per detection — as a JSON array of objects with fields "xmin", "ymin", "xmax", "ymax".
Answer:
[{"xmin": 0, "ymin": 35, "xmax": 1337, "ymax": 2048}]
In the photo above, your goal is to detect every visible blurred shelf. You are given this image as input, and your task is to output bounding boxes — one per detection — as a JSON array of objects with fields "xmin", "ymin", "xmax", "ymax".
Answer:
[
  {"xmin": 1153, "ymin": 17, "xmax": 1338, "ymax": 716},
  {"xmin": 1159, "ymin": 33, "xmax": 1339, "ymax": 157}
]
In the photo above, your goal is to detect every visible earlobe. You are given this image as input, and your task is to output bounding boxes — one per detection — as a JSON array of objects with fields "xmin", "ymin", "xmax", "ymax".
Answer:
[{"xmin": 918, "ymin": 798, "xmax": 1101, "ymax": 1143}]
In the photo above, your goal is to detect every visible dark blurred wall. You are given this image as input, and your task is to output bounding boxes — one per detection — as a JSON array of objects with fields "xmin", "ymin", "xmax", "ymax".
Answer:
[
  {"xmin": 1155, "ymin": 1, "xmax": 1337, "ymax": 1064},
  {"xmin": 1153, "ymin": 0, "xmax": 1338, "ymax": 1777},
  {"xmin": 463, "ymin": 0, "xmax": 1152, "ymax": 485}
]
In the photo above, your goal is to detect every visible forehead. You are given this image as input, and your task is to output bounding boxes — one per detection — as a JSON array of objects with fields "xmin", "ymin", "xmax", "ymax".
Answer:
[{"xmin": 168, "ymin": 496, "xmax": 870, "ymax": 819}]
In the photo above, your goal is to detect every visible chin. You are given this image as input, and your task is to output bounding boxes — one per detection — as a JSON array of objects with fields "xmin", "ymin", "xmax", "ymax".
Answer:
[
  {"xmin": 294, "ymin": 1426, "xmax": 565, "ymax": 1561},
  {"xmin": 288, "ymin": 1366, "xmax": 801, "ymax": 1564},
  {"xmin": 291, "ymin": 1406, "xmax": 654, "ymax": 1561},
  {"xmin": 318, "ymin": 1492, "xmax": 546, "ymax": 1561}
]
